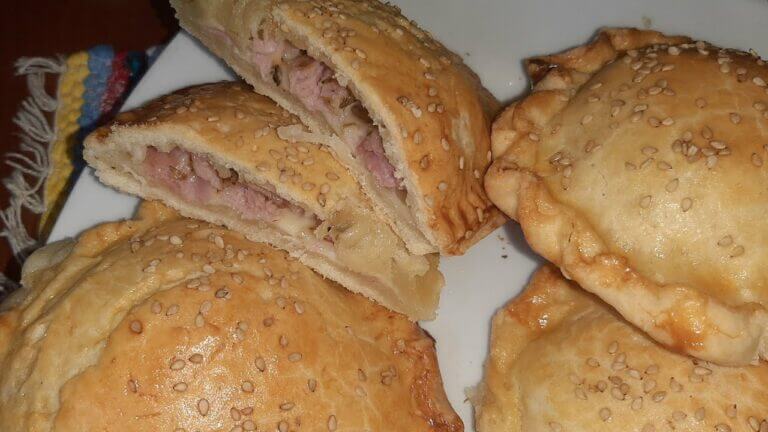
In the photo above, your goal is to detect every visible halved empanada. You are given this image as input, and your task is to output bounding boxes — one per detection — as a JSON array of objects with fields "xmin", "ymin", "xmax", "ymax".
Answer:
[{"xmin": 84, "ymin": 82, "xmax": 443, "ymax": 320}]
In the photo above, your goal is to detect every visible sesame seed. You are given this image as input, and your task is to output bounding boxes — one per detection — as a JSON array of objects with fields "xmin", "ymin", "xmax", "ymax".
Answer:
[
  {"xmin": 202, "ymin": 264, "xmax": 215, "ymax": 274},
  {"xmin": 328, "ymin": 415, "xmax": 338, "ymax": 431},
  {"xmin": 608, "ymin": 341, "xmax": 618, "ymax": 354},
  {"xmin": 172, "ymin": 382, "xmax": 188, "ymax": 392},
  {"xmin": 197, "ymin": 398, "xmax": 210, "ymax": 416},
  {"xmin": 549, "ymin": 422, "xmax": 563, "ymax": 432},
  {"xmin": 752, "ymin": 153, "xmax": 764, "ymax": 167},
  {"xmin": 642, "ymin": 146, "xmax": 658, "ymax": 156},
  {"xmin": 696, "ymin": 98, "xmax": 707, "ymax": 108},
  {"xmin": 681, "ymin": 197, "xmax": 693, "ymax": 212},
  {"xmin": 706, "ymin": 155, "xmax": 718, "ymax": 169},
  {"xmin": 716, "ymin": 424, "xmax": 732, "ymax": 432},
  {"xmin": 730, "ymin": 113, "xmax": 742, "ymax": 124},
  {"xmin": 242, "ymin": 420, "xmax": 256, "ymax": 431},
  {"xmin": 581, "ymin": 114, "xmax": 593, "ymax": 125},
  {"xmin": 170, "ymin": 359, "xmax": 186, "ymax": 370},
  {"xmin": 662, "ymin": 117, "xmax": 675, "ymax": 126},
  {"xmin": 668, "ymin": 46, "xmax": 681, "ymax": 55},
  {"xmin": 166, "ymin": 304, "xmax": 179, "ymax": 316},
  {"xmin": 242, "ymin": 380, "xmax": 255, "ymax": 393},
  {"xmin": 753, "ymin": 77, "xmax": 767, "ymax": 87},
  {"xmin": 207, "ymin": 116, "xmax": 219, "ymax": 122},
  {"xmin": 652, "ymin": 391, "xmax": 667, "ymax": 402},
  {"xmin": 130, "ymin": 320, "xmax": 143, "ymax": 334},
  {"xmin": 255, "ymin": 357, "xmax": 266, "ymax": 372},
  {"xmin": 639, "ymin": 195, "xmax": 652, "ymax": 208},
  {"xmin": 586, "ymin": 357, "xmax": 599, "ymax": 367},
  {"xmin": 288, "ymin": 352, "xmax": 302, "ymax": 362},
  {"xmin": 189, "ymin": 353, "xmax": 203, "ymax": 364},
  {"xmin": 672, "ymin": 411, "xmax": 687, "ymax": 422},
  {"xmin": 574, "ymin": 387, "xmax": 587, "ymax": 400},
  {"xmin": 438, "ymin": 182, "xmax": 448, "ymax": 192},
  {"xmin": 280, "ymin": 402, "xmax": 295, "ymax": 411},
  {"xmin": 665, "ymin": 178, "xmax": 679, "ymax": 192},
  {"xmin": 748, "ymin": 417, "xmax": 760, "ymax": 431},
  {"xmin": 648, "ymin": 117, "xmax": 661, "ymax": 127},
  {"xmin": 730, "ymin": 245, "xmax": 745, "ymax": 257},
  {"xmin": 657, "ymin": 161, "xmax": 672, "ymax": 170},
  {"xmin": 754, "ymin": 102, "xmax": 767, "ymax": 111},
  {"xmin": 195, "ymin": 313, "xmax": 204, "ymax": 327},
  {"xmin": 695, "ymin": 407, "xmax": 706, "ymax": 421},
  {"xmin": 599, "ymin": 407, "xmax": 611, "ymax": 421}
]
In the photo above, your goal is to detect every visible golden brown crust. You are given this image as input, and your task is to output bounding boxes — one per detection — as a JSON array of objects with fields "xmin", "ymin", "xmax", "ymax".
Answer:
[
  {"xmin": 475, "ymin": 265, "xmax": 768, "ymax": 432},
  {"xmin": 84, "ymin": 82, "xmax": 445, "ymax": 321},
  {"xmin": 485, "ymin": 28, "xmax": 768, "ymax": 365},
  {"xmin": 0, "ymin": 201, "xmax": 461, "ymax": 432},
  {"xmin": 171, "ymin": 0, "xmax": 506, "ymax": 255}
]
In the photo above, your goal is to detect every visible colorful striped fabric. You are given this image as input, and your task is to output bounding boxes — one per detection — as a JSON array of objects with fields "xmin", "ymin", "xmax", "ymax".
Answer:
[{"xmin": 38, "ymin": 46, "xmax": 149, "ymax": 237}]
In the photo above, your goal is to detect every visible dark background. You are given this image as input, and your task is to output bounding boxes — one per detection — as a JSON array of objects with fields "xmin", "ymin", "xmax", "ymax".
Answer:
[{"xmin": 0, "ymin": 0, "xmax": 179, "ymax": 278}]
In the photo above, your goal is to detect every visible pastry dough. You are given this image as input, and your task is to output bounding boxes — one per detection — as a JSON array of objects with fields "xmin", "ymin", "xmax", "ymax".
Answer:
[
  {"xmin": 84, "ymin": 82, "xmax": 444, "ymax": 320},
  {"xmin": 171, "ymin": 0, "xmax": 506, "ymax": 255},
  {"xmin": 485, "ymin": 28, "xmax": 768, "ymax": 365},
  {"xmin": 475, "ymin": 265, "xmax": 768, "ymax": 432},
  {"xmin": 0, "ymin": 201, "xmax": 462, "ymax": 432}
]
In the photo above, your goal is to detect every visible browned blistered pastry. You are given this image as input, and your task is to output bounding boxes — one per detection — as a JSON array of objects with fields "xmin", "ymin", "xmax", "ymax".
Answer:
[
  {"xmin": 485, "ymin": 28, "xmax": 768, "ymax": 365},
  {"xmin": 0, "ymin": 201, "xmax": 461, "ymax": 431},
  {"xmin": 171, "ymin": 0, "xmax": 506, "ymax": 255}
]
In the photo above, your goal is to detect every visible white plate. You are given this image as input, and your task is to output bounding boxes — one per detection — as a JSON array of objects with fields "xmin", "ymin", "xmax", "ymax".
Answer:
[{"xmin": 49, "ymin": 1, "xmax": 768, "ymax": 429}]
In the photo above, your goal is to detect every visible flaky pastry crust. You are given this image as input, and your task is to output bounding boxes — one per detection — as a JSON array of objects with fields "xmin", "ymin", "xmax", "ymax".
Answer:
[
  {"xmin": 0, "ymin": 202, "xmax": 461, "ymax": 432},
  {"xmin": 485, "ymin": 28, "xmax": 768, "ymax": 365}
]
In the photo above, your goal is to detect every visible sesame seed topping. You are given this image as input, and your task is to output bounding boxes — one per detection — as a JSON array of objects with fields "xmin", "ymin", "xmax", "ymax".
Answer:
[
  {"xmin": 170, "ymin": 359, "xmax": 186, "ymax": 371},
  {"xmin": 752, "ymin": 153, "xmax": 764, "ymax": 167},
  {"xmin": 129, "ymin": 320, "xmax": 143, "ymax": 334},
  {"xmin": 599, "ymin": 407, "xmax": 612, "ymax": 421},
  {"xmin": 189, "ymin": 353, "xmax": 203, "ymax": 364},
  {"xmin": 288, "ymin": 352, "xmax": 303, "ymax": 362},
  {"xmin": 242, "ymin": 380, "xmax": 255, "ymax": 393},
  {"xmin": 730, "ymin": 245, "xmax": 745, "ymax": 257},
  {"xmin": 716, "ymin": 424, "xmax": 732, "ymax": 432},
  {"xmin": 207, "ymin": 116, "xmax": 219, "ymax": 122},
  {"xmin": 328, "ymin": 415, "xmax": 338, "ymax": 431},
  {"xmin": 753, "ymin": 77, "xmax": 767, "ymax": 87},
  {"xmin": 581, "ymin": 114, "xmax": 593, "ymax": 125},
  {"xmin": 696, "ymin": 98, "xmax": 707, "ymax": 108},
  {"xmin": 681, "ymin": 197, "xmax": 693, "ymax": 212},
  {"xmin": 197, "ymin": 398, "xmax": 210, "ymax": 416},
  {"xmin": 202, "ymin": 264, "xmax": 215, "ymax": 274},
  {"xmin": 639, "ymin": 195, "xmax": 652, "ymax": 208},
  {"xmin": 166, "ymin": 304, "xmax": 179, "ymax": 316},
  {"xmin": 438, "ymin": 182, "xmax": 448, "ymax": 192},
  {"xmin": 255, "ymin": 357, "xmax": 266, "ymax": 372},
  {"xmin": 172, "ymin": 382, "xmax": 188, "ymax": 392}
]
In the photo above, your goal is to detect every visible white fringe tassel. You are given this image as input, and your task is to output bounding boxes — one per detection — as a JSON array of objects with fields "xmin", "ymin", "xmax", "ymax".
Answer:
[{"xmin": 0, "ymin": 56, "xmax": 64, "ymax": 261}]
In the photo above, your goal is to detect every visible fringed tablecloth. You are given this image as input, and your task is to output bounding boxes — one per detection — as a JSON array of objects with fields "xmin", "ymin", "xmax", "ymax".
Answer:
[{"xmin": 0, "ymin": 45, "xmax": 157, "ymax": 294}]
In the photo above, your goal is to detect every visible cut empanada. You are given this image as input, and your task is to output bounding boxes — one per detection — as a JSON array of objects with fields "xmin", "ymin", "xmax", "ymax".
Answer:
[
  {"xmin": 485, "ymin": 28, "xmax": 768, "ymax": 365},
  {"xmin": 170, "ymin": 0, "xmax": 506, "ymax": 255},
  {"xmin": 475, "ymin": 265, "xmax": 768, "ymax": 432},
  {"xmin": 84, "ymin": 82, "xmax": 443, "ymax": 320}
]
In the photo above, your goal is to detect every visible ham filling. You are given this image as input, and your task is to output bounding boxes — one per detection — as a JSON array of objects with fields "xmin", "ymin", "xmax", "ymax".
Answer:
[
  {"xmin": 251, "ymin": 36, "xmax": 401, "ymax": 189},
  {"xmin": 143, "ymin": 147, "xmax": 315, "ymax": 226}
]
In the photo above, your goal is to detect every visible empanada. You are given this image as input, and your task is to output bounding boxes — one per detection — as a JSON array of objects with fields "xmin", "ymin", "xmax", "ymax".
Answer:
[
  {"xmin": 475, "ymin": 266, "xmax": 768, "ymax": 432},
  {"xmin": 0, "ymin": 202, "xmax": 462, "ymax": 431},
  {"xmin": 170, "ymin": 0, "xmax": 506, "ymax": 255},
  {"xmin": 485, "ymin": 28, "xmax": 768, "ymax": 365},
  {"xmin": 84, "ymin": 82, "xmax": 443, "ymax": 320}
]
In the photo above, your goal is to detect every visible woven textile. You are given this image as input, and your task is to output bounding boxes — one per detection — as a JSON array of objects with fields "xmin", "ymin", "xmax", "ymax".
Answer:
[{"xmin": 1, "ymin": 46, "xmax": 154, "ymax": 269}]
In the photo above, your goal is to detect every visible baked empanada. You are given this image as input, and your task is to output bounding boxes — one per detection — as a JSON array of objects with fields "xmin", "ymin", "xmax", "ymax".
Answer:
[
  {"xmin": 485, "ymin": 28, "xmax": 768, "ymax": 365},
  {"xmin": 475, "ymin": 266, "xmax": 768, "ymax": 432},
  {"xmin": 0, "ymin": 202, "xmax": 461, "ymax": 431},
  {"xmin": 170, "ymin": 0, "xmax": 506, "ymax": 255}
]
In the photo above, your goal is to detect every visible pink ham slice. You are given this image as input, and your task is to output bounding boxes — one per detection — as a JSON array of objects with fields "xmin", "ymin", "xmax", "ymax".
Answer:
[
  {"xmin": 143, "ymin": 147, "xmax": 300, "ymax": 222},
  {"xmin": 246, "ymin": 33, "xmax": 402, "ymax": 190}
]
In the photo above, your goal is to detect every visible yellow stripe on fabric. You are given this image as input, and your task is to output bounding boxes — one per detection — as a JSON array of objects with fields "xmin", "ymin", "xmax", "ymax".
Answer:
[{"xmin": 39, "ymin": 51, "xmax": 89, "ymax": 237}]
